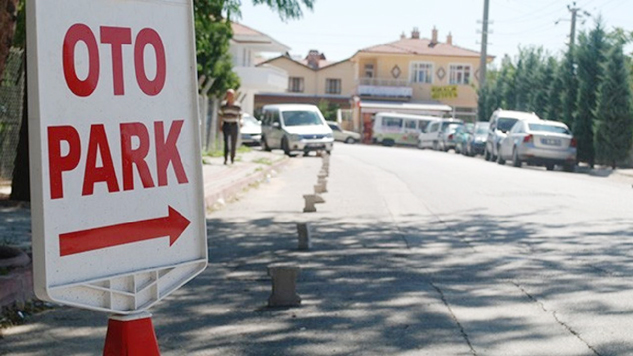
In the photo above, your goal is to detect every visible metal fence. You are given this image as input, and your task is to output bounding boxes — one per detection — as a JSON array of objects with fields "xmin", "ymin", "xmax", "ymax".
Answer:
[{"xmin": 0, "ymin": 48, "xmax": 25, "ymax": 182}]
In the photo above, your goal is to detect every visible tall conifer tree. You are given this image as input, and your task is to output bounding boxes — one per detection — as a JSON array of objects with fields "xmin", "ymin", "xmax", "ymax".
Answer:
[
  {"xmin": 574, "ymin": 23, "xmax": 608, "ymax": 166},
  {"xmin": 594, "ymin": 44, "xmax": 633, "ymax": 169}
]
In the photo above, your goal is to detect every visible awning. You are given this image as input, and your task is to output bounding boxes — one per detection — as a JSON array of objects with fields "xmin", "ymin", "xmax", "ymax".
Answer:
[{"xmin": 359, "ymin": 100, "xmax": 453, "ymax": 114}]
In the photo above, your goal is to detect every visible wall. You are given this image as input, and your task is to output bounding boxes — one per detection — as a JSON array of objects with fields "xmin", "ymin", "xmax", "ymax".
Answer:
[
  {"xmin": 316, "ymin": 61, "xmax": 355, "ymax": 96},
  {"xmin": 355, "ymin": 53, "xmax": 481, "ymax": 109},
  {"xmin": 266, "ymin": 57, "xmax": 318, "ymax": 94}
]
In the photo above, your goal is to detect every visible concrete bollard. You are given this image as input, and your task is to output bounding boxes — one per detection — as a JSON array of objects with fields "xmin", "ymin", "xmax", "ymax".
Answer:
[
  {"xmin": 296, "ymin": 223, "xmax": 311, "ymax": 250},
  {"xmin": 267, "ymin": 265, "xmax": 301, "ymax": 307},
  {"xmin": 317, "ymin": 177, "xmax": 327, "ymax": 190},
  {"xmin": 317, "ymin": 171, "xmax": 328, "ymax": 179},
  {"xmin": 303, "ymin": 194, "xmax": 325, "ymax": 212},
  {"xmin": 314, "ymin": 183, "xmax": 326, "ymax": 194}
]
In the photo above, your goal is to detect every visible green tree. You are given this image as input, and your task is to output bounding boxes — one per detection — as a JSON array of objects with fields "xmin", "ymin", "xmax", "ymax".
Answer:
[
  {"xmin": 194, "ymin": 0, "xmax": 240, "ymax": 97},
  {"xmin": 530, "ymin": 55, "xmax": 555, "ymax": 118},
  {"xmin": 560, "ymin": 48, "xmax": 578, "ymax": 129},
  {"xmin": 544, "ymin": 58, "xmax": 563, "ymax": 122},
  {"xmin": 594, "ymin": 44, "xmax": 633, "ymax": 169},
  {"xmin": 318, "ymin": 99, "xmax": 340, "ymax": 122},
  {"xmin": 574, "ymin": 23, "xmax": 608, "ymax": 167},
  {"xmin": 496, "ymin": 55, "xmax": 515, "ymax": 109}
]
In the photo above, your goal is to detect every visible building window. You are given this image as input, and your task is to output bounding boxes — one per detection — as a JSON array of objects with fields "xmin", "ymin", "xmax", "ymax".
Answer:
[
  {"xmin": 288, "ymin": 77, "xmax": 304, "ymax": 93},
  {"xmin": 449, "ymin": 64, "xmax": 471, "ymax": 85},
  {"xmin": 410, "ymin": 62, "xmax": 433, "ymax": 84},
  {"xmin": 364, "ymin": 64, "xmax": 375, "ymax": 78},
  {"xmin": 325, "ymin": 78, "xmax": 342, "ymax": 94}
]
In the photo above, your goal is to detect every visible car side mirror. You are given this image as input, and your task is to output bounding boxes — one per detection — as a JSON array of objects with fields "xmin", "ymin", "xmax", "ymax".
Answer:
[{"xmin": 272, "ymin": 122, "xmax": 280, "ymax": 129}]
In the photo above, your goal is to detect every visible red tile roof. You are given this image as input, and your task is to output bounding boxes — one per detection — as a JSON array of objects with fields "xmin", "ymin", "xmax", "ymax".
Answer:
[
  {"xmin": 359, "ymin": 38, "xmax": 488, "ymax": 58},
  {"xmin": 231, "ymin": 22, "xmax": 266, "ymax": 37}
]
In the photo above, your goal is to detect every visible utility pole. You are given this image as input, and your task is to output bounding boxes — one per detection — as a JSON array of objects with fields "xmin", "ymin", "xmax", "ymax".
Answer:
[
  {"xmin": 568, "ymin": 3, "xmax": 579, "ymax": 50},
  {"xmin": 478, "ymin": 0, "xmax": 490, "ymax": 89}
]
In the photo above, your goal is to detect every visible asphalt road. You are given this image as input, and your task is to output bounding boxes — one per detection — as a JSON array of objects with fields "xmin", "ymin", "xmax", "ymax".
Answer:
[{"xmin": 2, "ymin": 143, "xmax": 633, "ymax": 356}]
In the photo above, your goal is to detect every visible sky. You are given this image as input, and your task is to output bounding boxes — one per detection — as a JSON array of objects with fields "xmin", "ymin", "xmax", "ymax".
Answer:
[{"xmin": 237, "ymin": 0, "xmax": 632, "ymax": 66}]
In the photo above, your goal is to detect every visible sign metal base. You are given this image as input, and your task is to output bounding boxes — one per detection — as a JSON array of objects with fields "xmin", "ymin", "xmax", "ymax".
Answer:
[{"xmin": 103, "ymin": 312, "xmax": 160, "ymax": 356}]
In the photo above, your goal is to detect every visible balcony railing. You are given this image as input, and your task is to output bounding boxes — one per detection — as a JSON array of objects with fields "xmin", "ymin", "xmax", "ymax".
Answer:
[
  {"xmin": 356, "ymin": 77, "xmax": 412, "ymax": 98},
  {"xmin": 357, "ymin": 77, "xmax": 411, "ymax": 87}
]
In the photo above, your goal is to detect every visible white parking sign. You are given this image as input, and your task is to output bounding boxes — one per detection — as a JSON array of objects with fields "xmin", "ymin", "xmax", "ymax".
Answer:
[{"xmin": 27, "ymin": 0, "xmax": 207, "ymax": 314}]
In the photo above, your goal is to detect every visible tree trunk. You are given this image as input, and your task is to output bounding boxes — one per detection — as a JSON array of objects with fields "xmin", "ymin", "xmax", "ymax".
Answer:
[
  {"xmin": 10, "ymin": 64, "xmax": 29, "ymax": 202},
  {"xmin": 0, "ymin": 0, "xmax": 19, "ymax": 81}
]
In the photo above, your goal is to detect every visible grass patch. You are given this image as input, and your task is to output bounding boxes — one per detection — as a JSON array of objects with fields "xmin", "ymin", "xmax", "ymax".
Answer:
[
  {"xmin": 202, "ymin": 145, "xmax": 252, "ymax": 158},
  {"xmin": 253, "ymin": 157, "xmax": 273, "ymax": 166}
]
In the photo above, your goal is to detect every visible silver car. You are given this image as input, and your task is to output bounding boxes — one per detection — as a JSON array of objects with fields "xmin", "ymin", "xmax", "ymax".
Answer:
[
  {"xmin": 260, "ymin": 104, "xmax": 334, "ymax": 156},
  {"xmin": 327, "ymin": 122, "xmax": 361, "ymax": 143},
  {"xmin": 496, "ymin": 119, "xmax": 577, "ymax": 172},
  {"xmin": 485, "ymin": 109, "xmax": 541, "ymax": 162}
]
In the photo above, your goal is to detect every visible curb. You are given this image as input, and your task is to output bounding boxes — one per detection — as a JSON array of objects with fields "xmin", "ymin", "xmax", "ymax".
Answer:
[
  {"xmin": 0, "ymin": 265, "xmax": 33, "ymax": 309},
  {"xmin": 204, "ymin": 156, "xmax": 289, "ymax": 210}
]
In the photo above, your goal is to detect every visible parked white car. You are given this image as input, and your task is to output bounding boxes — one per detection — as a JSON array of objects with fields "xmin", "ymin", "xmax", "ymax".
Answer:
[
  {"xmin": 485, "ymin": 109, "xmax": 541, "ymax": 162},
  {"xmin": 417, "ymin": 118, "xmax": 463, "ymax": 150},
  {"xmin": 496, "ymin": 119, "xmax": 577, "ymax": 172},
  {"xmin": 240, "ymin": 113, "xmax": 262, "ymax": 146},
  {"xmin": 327, "ymin": 122, "xmax": 360, "ymax": 143},
  {"xmin": 260, "ymin": 104, "xmax": 334, "ymax": 156}
]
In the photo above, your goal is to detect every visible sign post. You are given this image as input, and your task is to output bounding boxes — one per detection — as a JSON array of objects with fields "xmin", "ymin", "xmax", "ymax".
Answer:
[{"xmin": 27, "ymin": 0, "xmax": 207, "ymax": 353}]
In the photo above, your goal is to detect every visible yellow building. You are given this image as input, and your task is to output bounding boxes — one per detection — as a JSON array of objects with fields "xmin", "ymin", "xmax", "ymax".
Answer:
[
  {"xmin": 255, "ymin": 50, "xmax": 355, "ymax": 113},
  {"xmin": 350, "ymin": 27, "xmax": 493, "ymax": 140}
]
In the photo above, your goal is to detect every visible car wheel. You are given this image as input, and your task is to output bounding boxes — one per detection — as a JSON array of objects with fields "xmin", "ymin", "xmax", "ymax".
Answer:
[
  {"xmin": 281, "ymin": 137, "xmax": 291, "ymax": 156},
  {"xmin": 262, "ymin": 136, "xmax": 271, "ymax": 151},
  {"xmin": 546, "ymin": 164, "xmax": 555, "ymax": 171},
  {"xmin": 345, "ymin": 137, "xmax": 355, "ymax": 144},
  {"xmin": 512, "ymin": 148, "xmax": 522, "ymax": 168},
  {"xmin": 497, "ymin": 152, "xmax": 506, "ymax": 165},
  {"xmin": 484, "ymin": 148, "xmax": 490, "ymax": 161}
]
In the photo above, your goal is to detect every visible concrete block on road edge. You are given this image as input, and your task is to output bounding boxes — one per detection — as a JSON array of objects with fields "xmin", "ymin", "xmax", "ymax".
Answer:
[
  {"xmin": 267, "ymin": 264, "xmax": 301, "ymax": 307},
  {"xmin": 297, "ymin": 223, "xmax": 312, "ymax": 250},
  {"xmin": 303, "ymin": 194, "xmax": 325, "ymax": 213},
  {"xmin": 314, "ymin": 183, "xmax": 326, "ymax": 194}
]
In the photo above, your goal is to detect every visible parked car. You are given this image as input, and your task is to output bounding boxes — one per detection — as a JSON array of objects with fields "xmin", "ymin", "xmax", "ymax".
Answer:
[
  {"xmin": 327, "ymin": 122, "xmax": 361, "ymax": 143},
  {"xmin": 496, "ymin": 119, "xmax": 577, "ymax": 172},
  {"xmin": 438, "ymin": 121, "xmax": 465, "ymax": 152},
  {"xmin": 240, "ymin": 113, "xmax": 262, "ymax": 146},
  {"xmin": 418, "ymin": 118, "xmax": 463, "ymax": 150},
  {"xmin": 453, "ymin": 123, "xmax": 473, "ymax": 154},
  {"xmin": 260, "ymin": 104, "xmax": 334, "ymax": 156},
  {"xmin": 485, "ymin": 109, "xmax": 541, "ymax": 162},
  {"xmin": 373, "ymin": 112, "xmax": 436, "ymax": 146},
  {"xmin": 462, "ymin": 122, "xmax": 489, "ymax": 156}
]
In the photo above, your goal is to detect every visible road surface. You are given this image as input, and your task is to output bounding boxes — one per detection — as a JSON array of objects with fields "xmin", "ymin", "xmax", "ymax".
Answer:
[{"xmin": 2, "ymin": 143, "xmax": 633, "ymax": 356}]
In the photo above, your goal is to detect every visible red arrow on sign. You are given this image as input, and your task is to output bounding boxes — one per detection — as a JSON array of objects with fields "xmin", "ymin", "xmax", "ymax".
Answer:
[{"xmin": 59, "ymin": 206, "xmax": 190, "ymax": 257}]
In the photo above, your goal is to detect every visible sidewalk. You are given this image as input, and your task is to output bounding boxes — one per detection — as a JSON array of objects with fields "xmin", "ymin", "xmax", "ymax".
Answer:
[
  {"xmin": 0, "ymin": 147, "xmax": 288, "ymax": 310},
  {"xmin": 202, "ymin": 148, "xmax": 289, "ymax": 210}
]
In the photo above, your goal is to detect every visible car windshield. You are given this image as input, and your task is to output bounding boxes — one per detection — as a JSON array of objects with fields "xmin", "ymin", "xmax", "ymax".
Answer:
[
  {"xmin": 528, "ymin": 123, "xmax": 571, "ymax": 135},
  {"xmin": 476, "ymin": 126, "xmax": 488, "ymax": 134},
  {"xmin": 282, "ymin": 111, "xmax": 323, "ymax": 126},
  {"xmin": 441, "ymin": 121, "xmax": 463, "ymax": 130},
  {"xmin": 242, "ymin": 115, "xmax": 260, "ymax": 127},
  {"xmin": 328, "ymin": 123, "xmax": 341, "ymax": 131},
  {"xmin": 497, "ymin": 118, "xmax": 518, "ymax": 132}
]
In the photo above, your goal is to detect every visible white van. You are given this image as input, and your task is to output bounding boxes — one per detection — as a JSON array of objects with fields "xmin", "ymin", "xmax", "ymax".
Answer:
[
  {"xmin": 372, "ymin": 112, "xmax": 439, "ymax": 146},
  {"xmin": 260, "ymin": 104, "xmax": 334, "ymax": 156}
]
